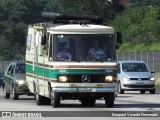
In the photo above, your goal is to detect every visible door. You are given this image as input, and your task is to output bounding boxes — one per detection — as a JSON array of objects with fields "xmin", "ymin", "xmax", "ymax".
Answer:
[{"xmin": 5, "ymin": 63, "xmax": 15, "ymax": 93}]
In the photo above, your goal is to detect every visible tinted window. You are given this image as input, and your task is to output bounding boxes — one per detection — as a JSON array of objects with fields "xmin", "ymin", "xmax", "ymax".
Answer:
[
  {"xmin": 51, "ymin": 34, "xmax": 116, "ymax": 62},
  {"xmin": 15, "ymin": 63, "xmax": 26, "ymax": 74},
  {"xmin": 122, "ymin": 63, "xmax": 149, "ymax": 72}
]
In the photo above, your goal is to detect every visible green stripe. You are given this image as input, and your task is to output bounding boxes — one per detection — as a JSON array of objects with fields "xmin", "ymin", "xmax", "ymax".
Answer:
[{"xmin": 26, "ymin": 64, "xmax": 117, "ymax": 80}]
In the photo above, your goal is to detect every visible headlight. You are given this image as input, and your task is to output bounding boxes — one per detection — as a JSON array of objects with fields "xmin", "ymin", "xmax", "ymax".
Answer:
[
  {"xmin": 151, "ymin": 77, "xmax": 155, "ymax": 81},
  {"xmin": 16, "ymin": 80, "xmax": 25, "ymax": 84},
  {"xmin": 123, "ymin": 77, "xmax": 129, "ymax": 81},
  {"xmin": 58, "ymin": 76, "xmax": 68, "ymax": 82},
  {"xmin": 105, "ymin": 76, "xmax": 114, "ymax": 82}
]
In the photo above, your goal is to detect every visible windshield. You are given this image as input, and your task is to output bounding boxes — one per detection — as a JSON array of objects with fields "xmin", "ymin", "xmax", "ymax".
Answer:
[
  {"xmin": 122, "ymin": 63, "xmax": 149, "ymax": 72},
  {"xmin": 50, "ymin": 34, "xmax": 116, "ymax": 62},
  {"xmin": 15, "ymin": 63, "xmax": 26, "ymax": 74}
]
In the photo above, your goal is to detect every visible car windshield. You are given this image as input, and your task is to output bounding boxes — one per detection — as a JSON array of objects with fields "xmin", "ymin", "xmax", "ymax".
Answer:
[
  {"xmin": 122, "ymin": 63, "xmax": 149, "ymax": 72},
  {"xmin": 50, "ymin": 34, "xmax": 116, "ymax": 62},
  {"xmin": 15, "ymin": 63, "xmax": 26, "ymax": 74}
]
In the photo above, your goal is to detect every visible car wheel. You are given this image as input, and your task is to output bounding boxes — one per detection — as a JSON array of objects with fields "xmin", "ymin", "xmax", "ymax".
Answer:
[
  {"xmin": 3, "ymin": 85, "xmax": 10, "ymax": 99},
  {"xmin": 118, "ymin": 82, "xmax": 124, "ymax": 94},
  {"xmin": 12, "ymin": 87, "xmax": 19, "ymax": 100},
  {"xmin": 51, "ymin": 93, "xmax": 60, "ymax": 108},
  {"xmin": 140, "ymin": 90, "xmax": 145, "ymax": 94},
  {"xmin": 150, "ymin": 89, "xmax": 155, "ymax": 94},
  {"xmin": 104, "ymin": 92, "xmax": 115, "ymax": 108}
]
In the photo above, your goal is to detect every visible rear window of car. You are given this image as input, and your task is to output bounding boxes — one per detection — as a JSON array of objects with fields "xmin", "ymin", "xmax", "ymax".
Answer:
[{"xmin": 122, "ymin": 63, "xmax": 149, "ymax": 72}]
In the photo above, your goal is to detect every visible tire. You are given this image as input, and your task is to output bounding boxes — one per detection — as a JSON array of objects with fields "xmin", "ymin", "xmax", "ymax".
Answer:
[
  {"xmin": 88, "ymin": 99, "xmax": 96, "ymax": 107},
  {"xmin": 81, "ymin": 99, "xmax": 89, "ymax": 107},
  {"xmin": 140, "ymin": 90, "xmax": 145, "ymax": 94},
  {"xmin": 3, "ymin": 85, "xmax": 10, "ymax": 99},
  {"xmin": 12, "ymin": 87, "xmax": 19, "ymax": 100},
  {"xmin": 104, "ymin": 92, "xmax": 115, "ymax": 108},
  {"xmin": 52, "ymin": 93, "xmax": 60, "ymax": 108},
  {"xmin": 150, "ymin": 89, "xmax": 155, "ymax": 94},
  {"xmin": 43, "ymin": 97, "xmax": 51, "ymax": 105},
  {"xmin": 118, "ymin": 82, "xmax": 124, "ymax": 94},
  {"xmin": 35, "ymin": 92, "xmax": 45, "ymax": 105}
]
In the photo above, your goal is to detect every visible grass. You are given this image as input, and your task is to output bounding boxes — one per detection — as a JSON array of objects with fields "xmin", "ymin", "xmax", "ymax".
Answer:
[
  {"xmin": 117, "ymin": 42, "xmax": 160, "ymax": 52},
  {"xmin": 156, "ymin": 82, "xmax": 160, "ymax": 89}
]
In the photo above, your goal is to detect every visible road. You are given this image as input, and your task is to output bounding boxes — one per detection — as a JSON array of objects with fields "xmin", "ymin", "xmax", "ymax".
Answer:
[{"xmin": 0, "ymin": 88, "xmax": 160, "ymax": 120}]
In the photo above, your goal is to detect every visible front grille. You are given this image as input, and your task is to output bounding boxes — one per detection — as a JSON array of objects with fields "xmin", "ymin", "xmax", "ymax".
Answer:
[
  {"xmin": 130, "ymin": 78, "xmax": 150, "ymax": 80},
  {"xmin": 124, "ymin": 85, "xmax": 155, "ymax": 88},
  {"xmin": 59, "ymin": 75, "xmax": 107, "ymax": 83}
]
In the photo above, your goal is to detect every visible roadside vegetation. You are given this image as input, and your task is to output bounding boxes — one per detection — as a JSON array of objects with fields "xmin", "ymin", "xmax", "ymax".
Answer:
[
  {"xmin": 0, "ymin": 0, "xmax": 160, "ymax": 60},
  {"xmin": 156, "ymin": 82, "xmax": 160, "ymax": 89}
]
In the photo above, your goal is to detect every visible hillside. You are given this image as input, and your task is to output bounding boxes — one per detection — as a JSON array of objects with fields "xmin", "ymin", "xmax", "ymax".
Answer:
[{"xmin": 109, "ymin": 6, "xmax": 160, "ymax": 52}]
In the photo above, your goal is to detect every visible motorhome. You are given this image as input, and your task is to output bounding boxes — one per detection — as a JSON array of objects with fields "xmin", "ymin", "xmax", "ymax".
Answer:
[{"xmin": 25, "ymin": 13, "xmax": 122, "ymax": 108}]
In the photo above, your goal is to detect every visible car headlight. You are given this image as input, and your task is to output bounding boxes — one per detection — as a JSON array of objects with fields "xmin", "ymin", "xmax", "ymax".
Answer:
[
  {"xmin": 58, "ymin": 76, "xmax": 68, "ymax": 82},
  {"xmin": 151, "ymin": 77, "xmax": 155, "ymax": 81},
  {"xmin": 16, "ymin": 80, "xmax": 25, "ymax": 84},
  {"xmin": 123, "ymin": 77, "xmax": 129, "ymax": 81},
  {"xmin": 105, "ymin": 76, "xmax": 114, "ymax": 82}
]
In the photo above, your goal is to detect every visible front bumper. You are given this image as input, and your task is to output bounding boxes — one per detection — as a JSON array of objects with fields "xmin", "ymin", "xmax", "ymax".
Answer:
[
  {"xmin": 15, "ymin": 84, "xmax": 30, "ymax": 94},
  {"xmin": 121, "ymin": 80, "xmax": 155, "ymax": 90},
  {"xmin": 52, "ymin": 87, "xmax": 118, "ymax": 93}
]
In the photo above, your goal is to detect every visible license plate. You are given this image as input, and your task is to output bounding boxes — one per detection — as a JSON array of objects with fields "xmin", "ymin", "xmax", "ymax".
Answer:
[
  {"xmin": 79, "ymin": 88, "xmax": 96, "ymax": 92},
  {"xmin": 136, "ymin": 82, "xmax": 144, "ymax": 85}
]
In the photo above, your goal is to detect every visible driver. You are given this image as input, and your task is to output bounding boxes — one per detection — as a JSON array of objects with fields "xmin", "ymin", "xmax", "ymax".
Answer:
[
  {"xmin": 88, "ymin": 41, "xmax": 106, "ymax": 60},
  {"xmin": 56, "ymin": 43, "xmax": 72, "ymax": 61}
]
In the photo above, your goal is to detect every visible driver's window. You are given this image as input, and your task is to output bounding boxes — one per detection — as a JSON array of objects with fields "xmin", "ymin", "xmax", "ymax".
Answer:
[{"xmin": 54, "ymin": 35, "xmax": 74, "ymax": 61}]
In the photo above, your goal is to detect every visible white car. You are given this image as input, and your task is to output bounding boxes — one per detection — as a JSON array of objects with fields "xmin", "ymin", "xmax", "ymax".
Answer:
[{"xmin": 117, "ymin": 60, "xmax": 155, "ymax": 94}]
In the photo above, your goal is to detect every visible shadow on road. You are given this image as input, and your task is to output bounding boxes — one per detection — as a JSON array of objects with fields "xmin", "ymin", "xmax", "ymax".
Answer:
[{"xmin": 114, "ymin": 103, "xmax": 160, "ymax": 108}]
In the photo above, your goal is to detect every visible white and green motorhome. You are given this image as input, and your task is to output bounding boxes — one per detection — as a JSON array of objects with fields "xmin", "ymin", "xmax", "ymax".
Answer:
[{"xmin": 26, "ymin": 13, "xmax": 122, "ymax": 108}]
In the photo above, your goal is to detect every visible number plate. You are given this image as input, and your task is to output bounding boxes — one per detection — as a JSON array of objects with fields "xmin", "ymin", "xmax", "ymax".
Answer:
[
  {"xmin": 78, "ymin": 88, "xmax": 96, "ymax": 92},
  {"xmin": 135, "ymin": 82, "xmax": 144, "ymax": 85}
]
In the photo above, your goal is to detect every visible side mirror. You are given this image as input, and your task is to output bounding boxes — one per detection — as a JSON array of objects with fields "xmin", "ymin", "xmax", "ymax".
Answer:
[
  {"xmin": 117, "ymin": 32, "xmax": 122, "ymax": 44},
  {"xmin": 41, "ymin": 34, "xmax": 47, "ymax": 45}
]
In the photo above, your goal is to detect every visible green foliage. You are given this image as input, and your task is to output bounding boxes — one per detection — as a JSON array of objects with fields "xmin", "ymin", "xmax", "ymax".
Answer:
[
  {"xmin": 109, "ymin": 6, "xmax": 160, "ymax": 51},
  {"xmin": 0, "ymin": 0, "xmax": 125, "ymax": 60},
  {"xmin": 0, "ymin": 0, "xmax": 160, "ymax": 60},
  {"xmin": 118, "ymin": 42, "xmax": 160, "ymax": 52}
]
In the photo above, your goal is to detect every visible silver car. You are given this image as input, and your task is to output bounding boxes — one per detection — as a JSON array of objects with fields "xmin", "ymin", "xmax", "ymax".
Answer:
[
  {"xmin": 117, "ymin": 60, "xmax": 155, "ymax": 94},
  {"xmin": 3, "ymin": 61, "xmax": 31, "ymax": 100}
]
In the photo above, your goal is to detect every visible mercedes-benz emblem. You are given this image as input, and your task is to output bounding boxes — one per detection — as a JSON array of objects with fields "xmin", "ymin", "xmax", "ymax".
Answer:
[{"xmin": 82, "ymin": 75, "xmax": 90, "ymax": 83}]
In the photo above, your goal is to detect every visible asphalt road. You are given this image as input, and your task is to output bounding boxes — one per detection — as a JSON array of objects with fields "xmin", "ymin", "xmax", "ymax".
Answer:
[{"xmin": 0, "ymin": 88, "xmax": 160, "ymax": 120}]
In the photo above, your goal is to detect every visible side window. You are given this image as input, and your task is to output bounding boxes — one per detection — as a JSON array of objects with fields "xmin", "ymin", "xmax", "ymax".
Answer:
[
  {"xmin": 26, "ymin": 34, "xmax": 32, "ymax": 51},
  {"xmin": 7, "ymin": 65, "xmax": 14, "ymax": 75}
]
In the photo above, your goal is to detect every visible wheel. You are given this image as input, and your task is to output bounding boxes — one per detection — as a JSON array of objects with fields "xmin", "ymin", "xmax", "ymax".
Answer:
[
  {"xmin": 140, "ymin": 90, "xmax": 145, "ymax": 94},
  {"xmin": 3, "ymin": 85, "xmax": 10, "ymax": 99},
  {"xmin": 150, "ymin": 89, "xmax": 155, "ymax": 94},
  {"xmin": 52, "ymin": 93, "xmax": 60, "ymax": 108},
  {"xmin": 12, "ymin": 87, "xmax": 19, "ymax": 100},
  {"xmin": 81, "ymin": 99, "xmax": 89, "ymax": 107},
  {"xmin": 35, "ymin": 92, "xmax": 45, "ymax": 105},
  {"xmin": 43, "ymin": 97, "xmax": 51, "ymax": 105},
  {"xmin": 118, "ymin": 82, "xmax": 124, "ymax": 94},
  {"xmin": 88, "ymin": 99, "xmax": 96, "ymax": 107},
  {"xmin": 104, "ymin": 92, "xmax": 115, "ymax": 108}
]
